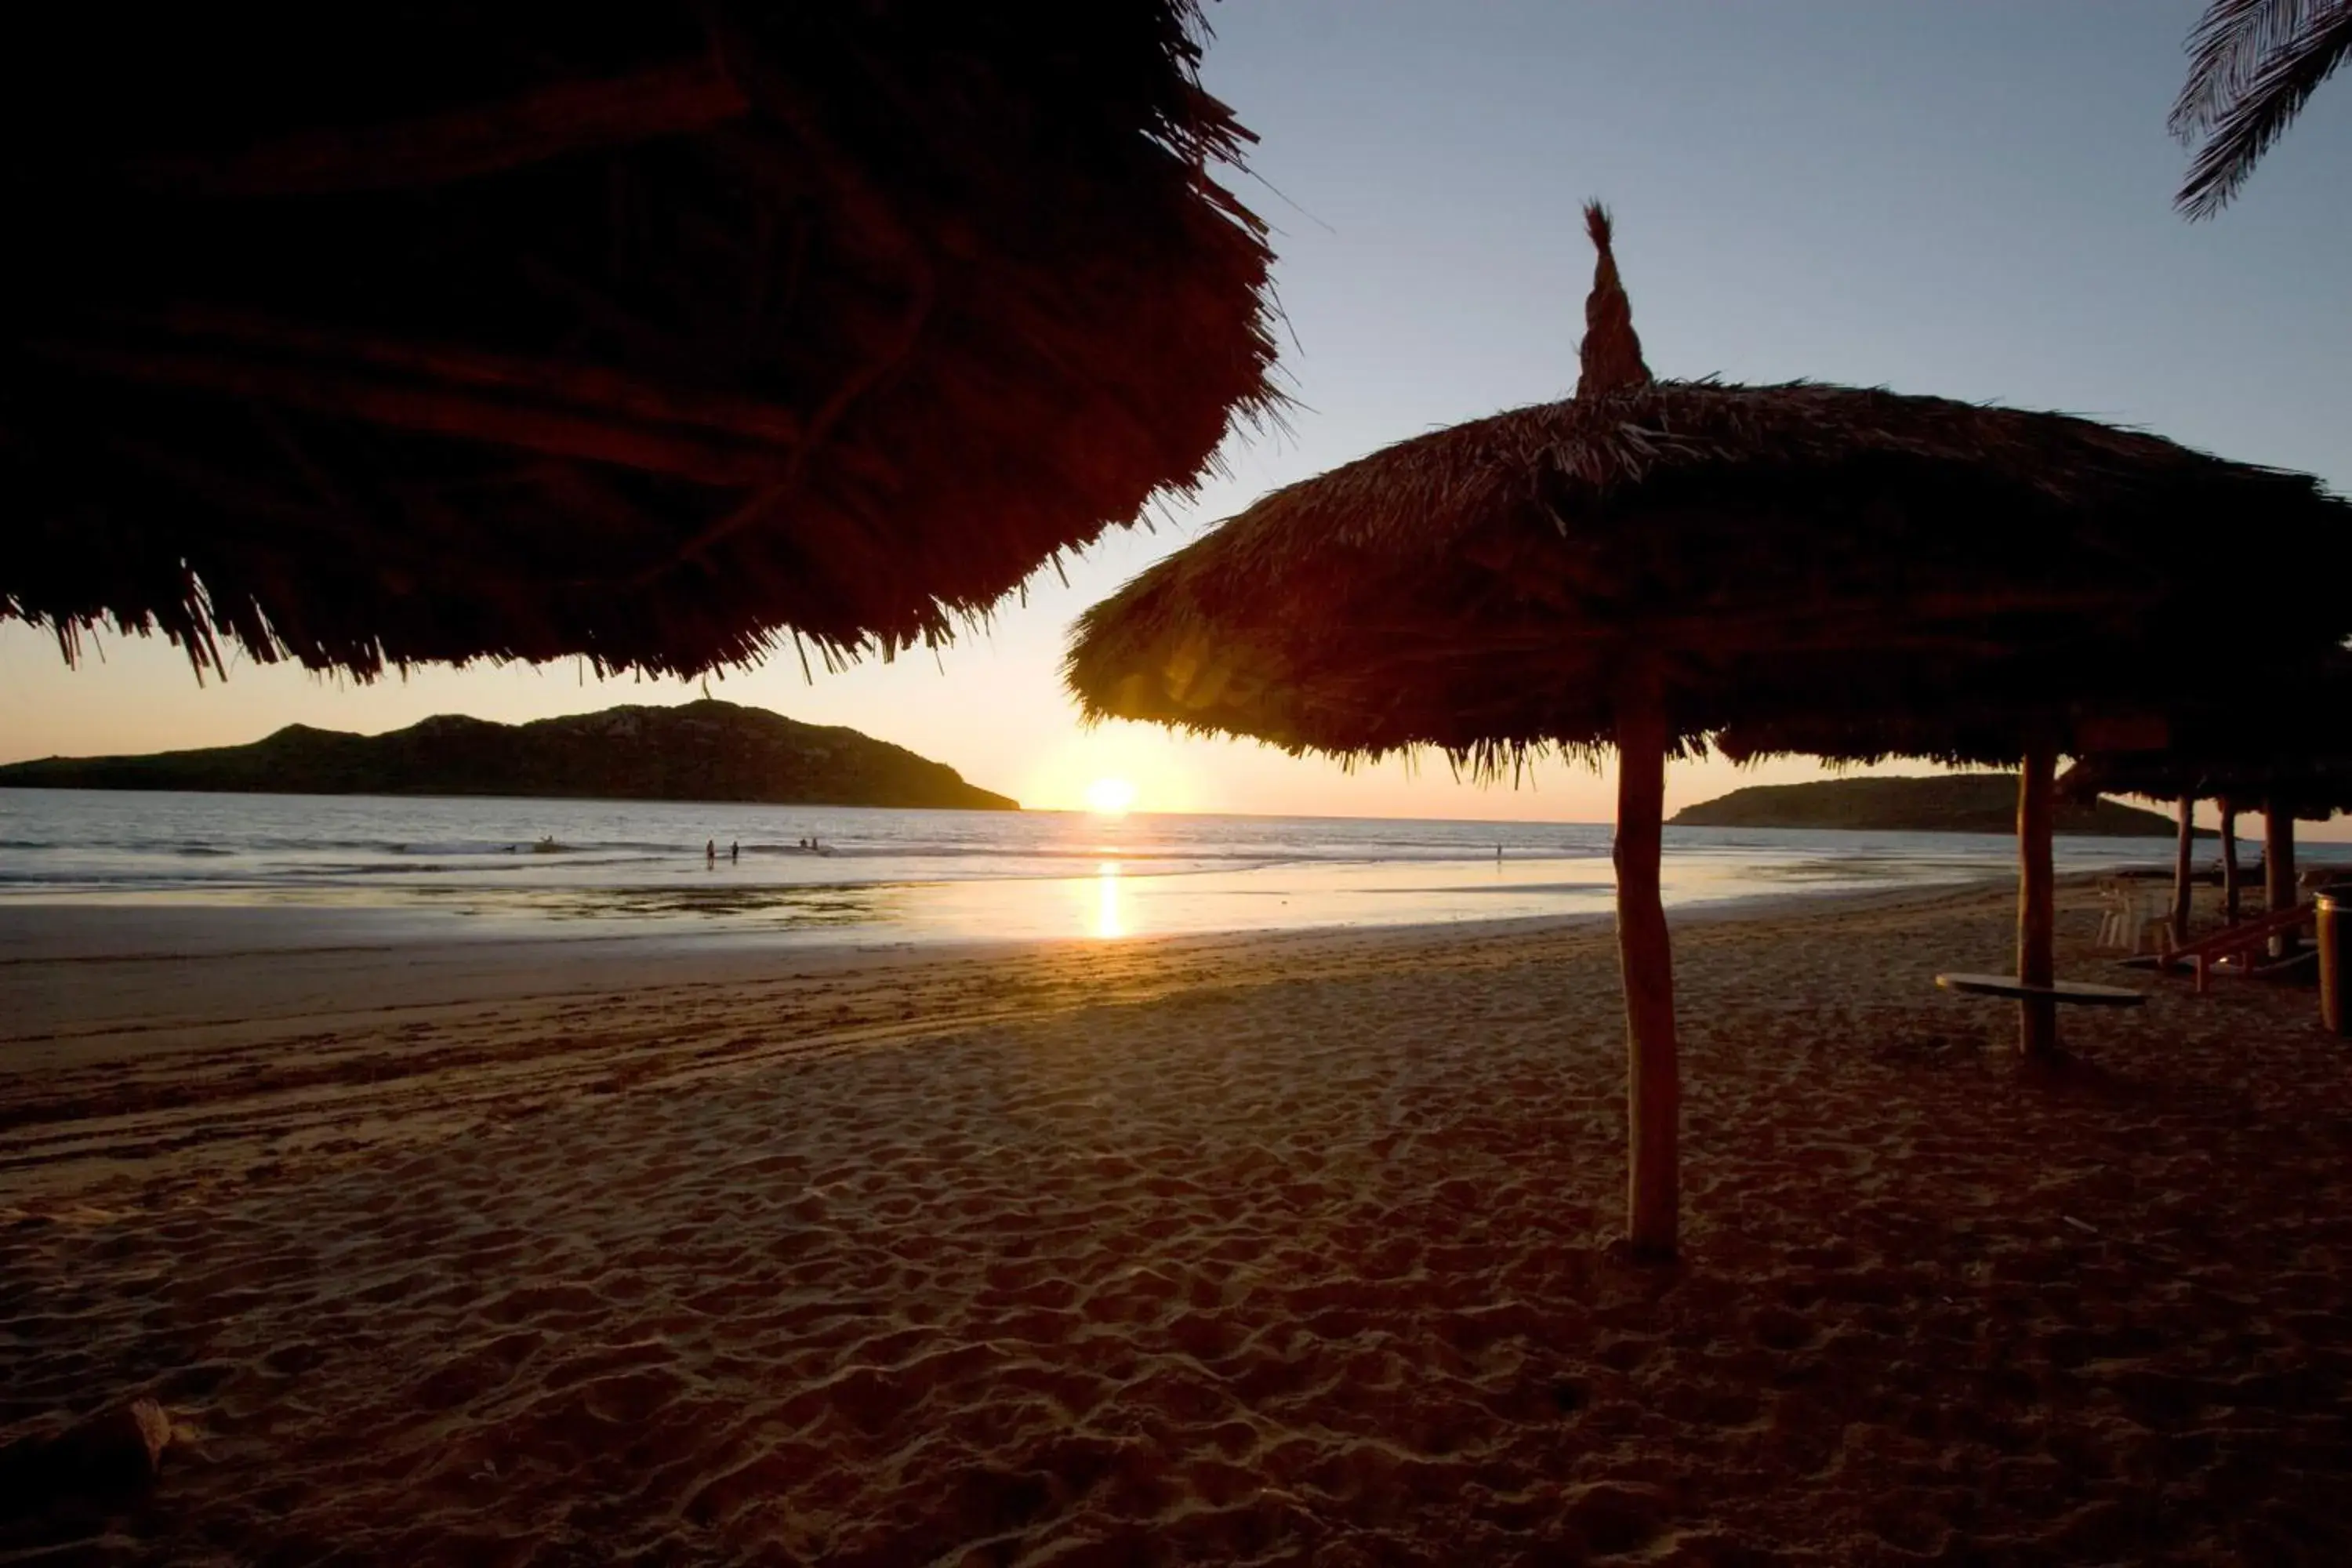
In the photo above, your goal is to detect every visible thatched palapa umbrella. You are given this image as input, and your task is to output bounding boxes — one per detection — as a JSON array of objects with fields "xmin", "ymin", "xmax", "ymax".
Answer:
[
  {"xmin": 1733, "ymin": 673, "xmax": 2352, "ymax": 967},
  {"xmin": 3, "ymin": 3, "xmax": 1279, "ymax": 681},
  {"xmin": 1066, "ymin": 206, "xmax": 2352, "ymax": 1261},
  {"xmin": 2062, "ymin": 716, "xmax": 2352, "ymax": 943},
  {"xmin": 1712, "ymin": 713, "xmax": 2274, "ymax": 1009}
]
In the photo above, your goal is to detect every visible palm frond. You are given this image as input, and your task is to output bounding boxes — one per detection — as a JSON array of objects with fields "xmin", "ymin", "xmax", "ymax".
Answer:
[
  {"xmin": 2176, "ymin": 4, "xmax": 2352, "ymax": 216},
  {"xmin": 2171, "ymin": 0, "xmax": 2325, "ymax": 138}
]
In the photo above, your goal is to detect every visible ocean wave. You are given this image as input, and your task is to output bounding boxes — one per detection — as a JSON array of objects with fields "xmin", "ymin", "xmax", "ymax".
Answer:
[
  {"xmin": 1, "ymin": 829, "xmax": 1621, "ymax": 869},
  {"xmin": 730, "ymin": 841, "xmax": 1617, "ymax": 866},
  {"xmin": 0, "ymin": 797, "xmax": 1648, "ymax": 901}
]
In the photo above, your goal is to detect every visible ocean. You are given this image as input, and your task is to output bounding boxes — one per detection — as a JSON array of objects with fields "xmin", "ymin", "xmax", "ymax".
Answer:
[{"xmin": 8, "ymin": 786, "xmax": 2321, "ymax": 952}]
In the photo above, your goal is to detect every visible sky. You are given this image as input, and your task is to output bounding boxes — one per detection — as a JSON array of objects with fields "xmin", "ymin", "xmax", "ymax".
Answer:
[{"xmin": 5, "ymin": 1, "xmax": 2348, "ymax": 833}]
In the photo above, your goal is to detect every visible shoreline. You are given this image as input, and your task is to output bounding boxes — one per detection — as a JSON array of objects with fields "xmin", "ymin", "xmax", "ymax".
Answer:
[{"xmin": 0, "ymin": 876, "xmax": 2013, "ymax": 1058}]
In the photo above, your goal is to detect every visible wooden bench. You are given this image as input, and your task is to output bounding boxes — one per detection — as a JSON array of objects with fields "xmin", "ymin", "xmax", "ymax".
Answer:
[
  {"xmin": 1934, "ymin": 973, "xmax": 2147, "ymax": 1007},
  {"xmin": 2128, "ymin": 902, "xmax": 2316, "ymax": 994}
]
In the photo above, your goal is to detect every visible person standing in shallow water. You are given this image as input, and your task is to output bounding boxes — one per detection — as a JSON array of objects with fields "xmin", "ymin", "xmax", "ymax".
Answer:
[
  {"xmin": 730, "ymin": 840, "xmax": 739, "ymax": 864},
  {"xmin": 705, "ymin": 839, "xmax": 716, "ymax": 868}
]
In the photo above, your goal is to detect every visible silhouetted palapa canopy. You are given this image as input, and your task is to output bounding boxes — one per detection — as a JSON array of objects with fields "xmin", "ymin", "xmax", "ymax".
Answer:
[
  {"xmin": 1068, "ymin": 205, "xmax": 2352, "ymax": 1260},
  {"xmin": 1721, "ymin": 702, "xmax": 2350, "ymax": 966},
  {"xmin": 2058, "ymin": 691, "xmax": 2352, "ymax": 823},
  {"xmin": 1725, "ymin": 658, "xmax": 2352, "ymax": 946},
  {"xmin": 2057, "ymin": 683, "xmax": 2352, "ymax": 944},
  {"xmin": 2, "ymin": 2, "xmax": 1280, "ymax": 681}
]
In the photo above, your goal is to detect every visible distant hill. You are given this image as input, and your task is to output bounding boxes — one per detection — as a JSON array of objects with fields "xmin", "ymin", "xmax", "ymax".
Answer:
[
  {"xmin": 0, "ymin": 700, "xmax": 1018, "ymax": 811},
  {"xmin": 1669, "ymin": 774, "xmax": 2199, "ymax": 838}
]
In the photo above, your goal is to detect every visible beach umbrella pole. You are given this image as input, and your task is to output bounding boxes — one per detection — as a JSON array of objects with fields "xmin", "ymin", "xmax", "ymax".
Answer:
[
  {"xmin": 2264, "ymin": 800, "xmax": 2299, "ymax": 958},
  {"xmin": 2170, "ymin": 794, "xmax": 2195, "ymax": 946},
  {"xmin": 1613, "ymin": 677, "xmax": 1679, "ymax": 1261},
  {"xmin": 2017, "ymin": 742, "xmax": 2059, "ymax": 1057},
  {"xmin": 2220, "ymin": 800, "xmax": 2241, "ymax": 924}
]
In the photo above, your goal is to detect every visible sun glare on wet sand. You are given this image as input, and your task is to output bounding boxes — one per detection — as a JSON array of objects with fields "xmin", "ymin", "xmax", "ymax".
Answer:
[{"xmin": 1083, "ymin": 776, "xmax": 1138, "ymax": 815}]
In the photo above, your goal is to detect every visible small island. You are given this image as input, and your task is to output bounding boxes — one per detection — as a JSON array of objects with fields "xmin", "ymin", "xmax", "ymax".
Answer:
[
  {"xmin": 0, "ymin": 700, "xmax": 1018, "ymax": 811},
  {"xmin": 1669, "ymin": 774, "xmax": 2198, "ymax": 838}
]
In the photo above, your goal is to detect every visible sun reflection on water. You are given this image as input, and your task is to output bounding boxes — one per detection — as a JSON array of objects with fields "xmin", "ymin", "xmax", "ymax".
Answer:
[{"xmin": 1091, "ymin": 861, "xmax": 1126, "ymax": 939}]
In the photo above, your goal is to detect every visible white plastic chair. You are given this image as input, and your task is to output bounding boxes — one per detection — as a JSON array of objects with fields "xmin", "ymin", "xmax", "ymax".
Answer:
[{"xmin": 2098, "ymin": 883, "xmax": 2169, "ymax": 953}]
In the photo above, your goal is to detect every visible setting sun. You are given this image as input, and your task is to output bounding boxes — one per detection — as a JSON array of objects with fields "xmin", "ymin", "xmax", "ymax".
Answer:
[{"xmin": 1083, "ymin": 776, "xmax": 1138, "ymax": 815}]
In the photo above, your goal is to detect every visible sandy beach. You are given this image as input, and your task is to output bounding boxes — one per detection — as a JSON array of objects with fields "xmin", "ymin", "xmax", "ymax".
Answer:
[{"xmin": 5, "ymin": 879, "xmax": 2350, "ymax": 1564}]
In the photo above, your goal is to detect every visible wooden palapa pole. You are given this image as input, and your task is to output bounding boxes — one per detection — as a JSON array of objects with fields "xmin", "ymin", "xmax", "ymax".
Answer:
[
  {"xmin": 1580, "ymin": 207, "xmax": 1673, "ymax": 1259},
  {"xmin": 2170, "ymin": 794, "xmax": 2195, "ymax": 947},
  {"xmin": 1613, "ymin": 671, "xmax": 1679, "ymax": 1261},
  {"xmin": 2265, "ymin": 800, "xmax": 2299, "ymax": 959},
  {"xmin": 2219, "ymin": 799, "xmax": 2241, "ymax": 924},
  {"xmin": 2017, "ymin": 743, "xmax": 2059, "ymax": 1058}
]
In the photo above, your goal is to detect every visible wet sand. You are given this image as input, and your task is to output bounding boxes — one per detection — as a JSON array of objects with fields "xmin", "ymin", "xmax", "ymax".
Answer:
[{"xmin": 4, "ymin": 880, "xmax": 2350, "ymax": 1563}]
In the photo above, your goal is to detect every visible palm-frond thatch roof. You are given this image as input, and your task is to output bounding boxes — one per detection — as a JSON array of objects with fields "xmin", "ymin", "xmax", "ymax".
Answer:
[
  {"xmin": 1724, "ymin": 655, "xmax": 2352, "ymax": 800},
  {"xmin": 1068, "ymin": 381, "xmax": 2352, "ymax": 772},
  {"xmin": 2056, "ymin": 672, "xmax": 2352, "ymax": 818},
  {"xmin": 3, "ymin": 2, "xmax": 1281, "ymax": 681},
  {"xmin": 2061, "ymin": 754, "xmax": 2351, "ymax": 821},
  {"xmin": 1712, "ymin": 712, "xmax": 2189, "ymax": 773}
]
